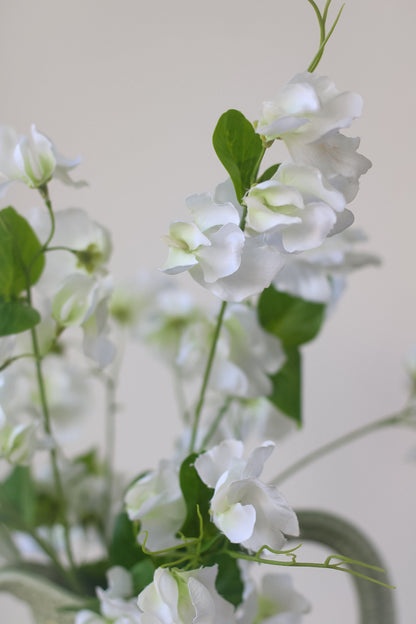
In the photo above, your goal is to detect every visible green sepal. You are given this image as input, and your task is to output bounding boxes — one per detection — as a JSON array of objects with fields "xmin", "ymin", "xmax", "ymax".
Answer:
[
  {"xmin": 109, "ymin": 511, "xmax": 143, "ymax": 569},
  {"xmin": 268, "ymin": 346, "xmax": 301, "ymax": 425},
  {"xmin": 212, "ymin": 109, "xmax": 263, "ymax": 203},
  {"xmin": 258, "ymin": 285, "xmax": 325, "ymax": 347},
  {"xmin": 179, "ymin": 453, "xmax": 215, "ymax": 539},
  {"xmin": 257, "ymin": 163, "xmax": 280, "ymax": 183},
  {"xmin": 0, "ymin": 296, "xmax": 41, "ymax": 336},
  {"xmin": 0, "ymin": 206, "xmax": 45, "ymax": 298}
]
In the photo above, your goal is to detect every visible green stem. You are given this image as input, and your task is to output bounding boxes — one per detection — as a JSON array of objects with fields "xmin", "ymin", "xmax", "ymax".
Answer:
[
  {"xmin": 189, "ymin": 301, "xmax": 228, "ymax": 453},
  {"xmin": 24, "ymin": 187, "xmax": 80, "ymax": 591},
  {"xmin": 271, "ymin": 409, "xmax": 412, "ymax": 486},
  {"xmin": 0, "ymin": 353, "xmax": 35, "ymax": 372},
  {"xmin": 103, "ymin": 374, "xmax": 117, "ymax": 542},
  {"xmin": 200, "ymin": 397, "xmax": 233, "ymax": 451},
  {"xmin": 223, "ymin": 548, "xmax": 394, "ymax": 590}
]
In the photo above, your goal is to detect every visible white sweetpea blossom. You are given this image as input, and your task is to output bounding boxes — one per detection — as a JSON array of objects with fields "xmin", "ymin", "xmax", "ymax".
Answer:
[
  {"xmin": 125, "ymin": 459, "xmax": 186, "ymax": 551},
  {"xmin": 257, "ymin": 72, "xmax": 363, "ymax": 144},
  {"xmin": 191, "ymin": 232, "xmax": 285, "ymax": 302},
  {"xmin": 256, "ymin": 73, "xmax": 371, "ymax": 203},
  {"xmin": 273, "ymin": 228, "xmax": 380, "ymax": 304},
  {"xmin": 288, "ymin": 130, "xmax": 372, "ymax": 203},
  {"xmin": 30, "ymin": 206, "xmax": 112, "ymax": 293},
  {"xmin": 76, "ymin": 566, "xmax": 142, "ymax": 624},
  {"xmin": 195, "ymin": 440, "xmax": 299, "ymax": 551},
  {"xmin": 220, "ymin": 398, "xmax": 296, "ymax": 445},
  {"xmin": 0, "ymin": 124, "xmax": 84, "ymax": 196},
  {"xmin": 177, "ymin": 304, "xmax": 285, "ymax": 399},
  {"xmin": 246, "ymin": 162, "xmax": 349, "ymax": 254},
  {"xmin": 138, "ymin": 565, "xmax": 236, "ymax": 624},
  {"xmin": 162, "ymin": 192, "xmax": 244, "ymax": 282},
  {"xmin": 236, "ymin": 573, "xmax": 310, "ymax": 624},
  {"xmin": 0, "ymin": 407, "xmax": 38, "ymax": 465}
]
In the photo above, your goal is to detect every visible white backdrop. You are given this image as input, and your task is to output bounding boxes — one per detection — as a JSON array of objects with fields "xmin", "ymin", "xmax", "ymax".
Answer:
[{"xmin": 0, "ymin": 0, "xmax": 415, "ymax": 621}]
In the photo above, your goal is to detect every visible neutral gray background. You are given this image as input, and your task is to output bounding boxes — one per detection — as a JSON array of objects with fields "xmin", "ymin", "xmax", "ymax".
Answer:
[{"xmin": 1, "ymin": 0, "xmax": 415, "ymax": 621}]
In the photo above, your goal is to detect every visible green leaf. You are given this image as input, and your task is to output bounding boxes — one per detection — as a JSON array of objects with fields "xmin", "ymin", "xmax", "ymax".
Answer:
[
  {"xmin": 109, "ymin": 512, "xmax": 143, "ymax": 569},
  {"xmin": 130, "ymin": 559, "xmax": 155, "ymax": 594},
  {"xmin": 179, "ymin": 453, "xmax": 215, "ymax": 538},
  {"xmin": 0, "ymin": 206, "xmax": 45, "ymax": 298},
  {"xmin": 268, "ymin": 346, "xmax": 301, "ymax": 425},
  {"xmin": 258, "ymin": 285, "xmax": 326, "ymax": 347},
  {"xmin": 212, "ymin": 110, "xmax": 263, "ymax": 202},
  {"xmin": 257, "ymin": 163, "xmax": 280, "ymax": 183},
  {"xmin": 0, "ymin": 297, "xmax": 41, "ymax": 336},
  {"xmin": 0, "ymin": 466, "xmax": 36, "ymax": 528}
]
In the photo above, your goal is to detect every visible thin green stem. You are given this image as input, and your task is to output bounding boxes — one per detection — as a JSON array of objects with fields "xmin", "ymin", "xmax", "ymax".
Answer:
[
  {"xmin": 103, "ymin": 373, "xmax": 117, "ymax": 542},
  {"xmin": 222, "ymin": 549, "xmax": 394, "ymax": 589},
  {"xmin": 308, "ymin": 3, "xmax": 345, "ymax": 72},
  {"xmin": 199, "ymin": 397, "xmax": 233, "ymax": 451},
  {"xmin": 0, "ymin": 502, "xmax": 80, "ymax": 592},
  {"xmin": 271, "ymin": 409, "xmax": 412, "ymax": 486},
  {"xmin": 24, "ymin": 188, "xmax": 80, "ymax": 591},
  {"xmin": 173, "ymin": 365, "xmax": 190, "ymax": 423},
  {"xmin": 0, "ymin": 353, "xmax": 35, "ymax": 372},
  {"xmin": 44, "ymin": 245, "xmax": 77, "ymax": 254},
  {"xmin": 189, "ymin": 301, "xmax": 228, "ymax": 453}
]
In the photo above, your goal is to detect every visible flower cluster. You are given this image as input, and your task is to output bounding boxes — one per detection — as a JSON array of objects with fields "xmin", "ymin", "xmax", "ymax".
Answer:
[
  {"xmin": 0, "ymin": 4, "xmax": 398, "ymax": 624},
  {"xmin": 162, "ymin": 72, "xmax": 371, "ymax": 303}
]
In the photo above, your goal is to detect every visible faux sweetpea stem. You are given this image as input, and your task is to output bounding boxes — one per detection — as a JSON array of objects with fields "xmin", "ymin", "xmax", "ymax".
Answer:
[
  {"xmin": 222, "ymin": 548, "xmax": 394, "ymax": 589},
  {"xmin": 103, "ymin": 373, "xmax": 117, "ymax": 542},
  {"xmin": 306, "ymin": 0, "xmax": 345, "ymax": 73},
  {"xmin": 24, "ymin": 187, "xmax": 81, "ymax": 592},
  {"xmin": 190, "ymin": 146, "xmax": 269, "ymax": 453},
  {"xmin": 28, "ymin": 321, "xmax": 81, "ymax": 592},
  {"xmin": 271, "ymin": 408, "xmax": 414, "ymax": 486},
  {"xmin": 189, "ymin": 301, "xmax": 228, "ymax": 453},
  {"xmin": 199, "ymin": 397, "xmax": 233, "ymax": 451}
]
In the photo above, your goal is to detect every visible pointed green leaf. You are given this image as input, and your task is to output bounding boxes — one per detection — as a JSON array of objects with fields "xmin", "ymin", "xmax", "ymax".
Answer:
[
  {"xmin": 130, "ymin": 559, "xmax": 155, "ymax": 594},
  {"xmin": 258, "ymin": 285, "xmax": 325, "ymax": 347},
  {"xmin": 0, "ymin": 206, "xmax": 45, "ymax": 298},
  {"xmin": 212, "ymin": 109, "xmax": 263, "ymax": 202},
  {"xmin": 257, "ymin": 163, "xmax": 280, "ymax": 183},
  {"xmin": 0, "ymin": 466, "xmax": 36, "ymax": 528},
  {"xmin": 109, "ymin": 511, "xmax": 143, "ymax": 568},
  {"xmin": 179, "ymin": 453, "xmax": 215, "ymax": 539},
  {"xmin": 0, "ymin": 297, "xmax": 41, "ymax": 336},
  {"xmin": 268, "ymin": 346, "xmax": 301, "ymax": 425}
]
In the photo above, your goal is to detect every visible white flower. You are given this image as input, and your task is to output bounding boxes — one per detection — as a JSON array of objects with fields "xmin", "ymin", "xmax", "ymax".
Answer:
[
  {"xmin": 245, "ymin": 166, "xmax": 340, "ymax": 253},
  {"xmin": 125, "ymin": 459, "xmax": 186, "ymax": 551},
  {"xmin": 30, "ymin": 206, "xmax": 112, "ymax": 293},
  {"xmin": 162, "ymin": 192, "xmax": 244, "ymax": 282},
  {"xmin": 273, "ymin": 228, "xmax": 380, "ymax": 304},
  {"xmin": 195, "ymin": 440, "xmax": 299, "ymax": 551},
  {"xmin": 256, "ymin": 73, "xmax": 371, "ymax": 203},
  {"xmin": 257, "ymin": 72, "xmax": 363, "ymax": 143},
  {"xmin": 138, "ymin": 565, "xmax": 236, "ymax": 624},
  {"xmin": 190, "ymin": 233, "xmax": 285, "ymax": 302},
  {"xmin": 288, "ymin": 130, "xmax": 372, "ymax": 203},
  {"xmin": 76, "ymin": 566, "xmax": 142, "ymax": 624},
  {"xmin": 220, "ymin": 398, "xmax": 296, "ymax": 444},
  {"xmin": 236, "ymin": 573, "xmax": 310, "ymax": 624},
  {"xmin": 0, "ymin": 407, "xmax": 38, "ymax": 465},
  {"xmin": 0, "ymin": 124, "xmax": 84, "ymax": 196}
]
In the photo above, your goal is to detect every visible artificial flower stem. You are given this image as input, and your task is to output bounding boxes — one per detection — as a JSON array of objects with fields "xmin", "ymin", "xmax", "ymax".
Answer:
[
  {"xmin": 28, "ymin": 324, "xmax": 81, "ymax": 591},
  {"xmin": 103, "ymin": 373, "xmax": 117, "ymax": 542},
  {"xmin": 38, "ymin": 184, "xmax": 56, "ymax": 251},
  {"xmin": 199, "ymin": 397, "xmax": 232, "ymax": 451},
  {"xmin": 271, "ymin": 409, "xmax": 411, "ymax": 486},
  {"xmin": 189, "ymin": 301, "xmax": 227, "ymax": 453}
]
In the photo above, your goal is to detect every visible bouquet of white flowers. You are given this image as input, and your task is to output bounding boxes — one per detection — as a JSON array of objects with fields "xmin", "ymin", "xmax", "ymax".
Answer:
[{"xmin": 0, "ymin": 1, "xmax": 414, "ymax": 622}]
